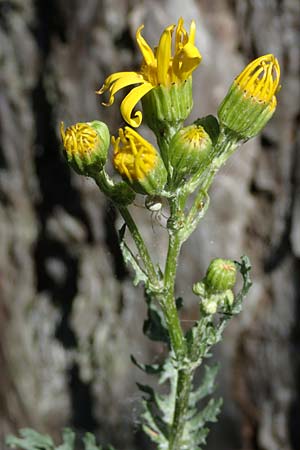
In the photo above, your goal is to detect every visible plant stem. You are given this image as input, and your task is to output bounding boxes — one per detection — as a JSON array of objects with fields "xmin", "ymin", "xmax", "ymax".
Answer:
[
  {"xmin": 118, "ymin": 206, "xmax": 158, "ymax": 285},
  {"xmin": 160, "ymin": 196, "xmax": 194, "ymax": 450},
  {"xmin": 161, "ymin": 230, "xmax": 186, "ymax": 359},
  {"xmin": 169, "ymin": 369, "xmax": 193, "ymax": 450}
]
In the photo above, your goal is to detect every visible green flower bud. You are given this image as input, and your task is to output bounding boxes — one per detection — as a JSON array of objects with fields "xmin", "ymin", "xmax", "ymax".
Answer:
[
  {"xmin": 223, "ymin": 289, "xmax": 234, "ymax": 306},
  {"xmin": 201, "ymin": 296, "xmax": 218, "ymax": 315},
  {"xmin": 142, "ymin": 78, "xmax": 193, "ymax": 135},
  {"xmin": 205, "ymin": 258, "xmax": 237, "ymax": 292},
  {"xmin": 169, "ymin": 123, "xmax": 212, "ymax": 187},
  {"xmin": 112, "ymin": 127, "xmax": 167, "ymax": 196},
  {"xmin": 218, "ymin": 54, "xmax": 280, "ymax": 140},
  {"xmin": 192, "ymin": 281, "xmax": 206, "ymax": 297},
  {"xmin": 60, "ymin": 121, "xmax": 109, "ymax": 176}
]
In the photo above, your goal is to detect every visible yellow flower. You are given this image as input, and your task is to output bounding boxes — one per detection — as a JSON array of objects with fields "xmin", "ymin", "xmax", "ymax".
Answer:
[
  {"xmin": 60, "ymin": 121, "xmax": 109, "ymax": 175},
  {"xmin": 61, "ymin": 122, "xmax": 99, "ymax": 157},
  {"xmin": 218, "ymin": 54, "xmax": 281, "ymax": 139},
  {"xmin": 97, "ymin": 18, "xmax": 201, "ymax": 127},
  {"xmin": 234, "ymin": 54, "xmax": 280, "ymax": 109},
  {"xmin": 112, "ymin": 127, "xmax": 167, "ymax": 195}
]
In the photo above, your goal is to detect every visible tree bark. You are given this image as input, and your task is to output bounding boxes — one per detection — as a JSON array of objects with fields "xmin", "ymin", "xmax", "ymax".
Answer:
[{"xmin": 0, "ymin": 1, "xmax": 299, "ymax": 450}]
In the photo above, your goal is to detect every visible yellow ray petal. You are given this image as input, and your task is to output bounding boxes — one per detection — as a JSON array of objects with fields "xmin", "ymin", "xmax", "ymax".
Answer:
[
  {"xmin": 136, "ymin": 25, "xmax": 156, "ymax": 67},
  {"xmin": 156, "ymin": 24, "xmax": 175, "ymax": 85},
  {"xmin": 103, "ymin": 72, "xmax": 145, "ymax": 106},
  {"xmin": 188, "ymin": 20, "xmax": 196, "ymax": 45},
  {"xmin": 175, "ymin": 17, "xmax": 188, "ymax": 51},
  {"xmin": 172, "ymin": 42, "xmax": 201, "ymax": 81},
  {"xmin": 120, "ymin": 82, "xmax": 154, "ymax": 127},
  {"xmin": 96, "ymin": 71, "xmax": 142, "ymax": 95}
]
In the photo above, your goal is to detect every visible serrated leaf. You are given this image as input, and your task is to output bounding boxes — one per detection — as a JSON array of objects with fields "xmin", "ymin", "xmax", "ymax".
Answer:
[
  {"xmin": 189, "ymin": 364, "xmax": 219, "ymax": 407},
  {"xmin": 189, "ymin": 398, "xmax": 223, "ymax": 431},
  {"xmin": 131, "ymin": 355, "xmax": 163, "ymax": 374},
  {"xmin": 6, "ymin": 429, "xmax": 54, "ymax": 450},
  {"xmin": 119, "ymin": 239, "xmax": 148, "ymax": 286},
  {"xmin": 143, "ymin": 298, "xmax": 169, "ymax": 344},
  {"xmin": 56, "ymin": 429, "xmax": 75, "ymax": 450},
  {"xmin": 82, "ymin": 433, "xmax": 102, "ymax": 450}
]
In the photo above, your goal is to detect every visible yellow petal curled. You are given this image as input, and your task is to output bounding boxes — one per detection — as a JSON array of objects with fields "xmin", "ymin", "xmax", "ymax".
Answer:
[{"xmin": 120, "ymin": 82, "xmax": 153, "ymax": 127}]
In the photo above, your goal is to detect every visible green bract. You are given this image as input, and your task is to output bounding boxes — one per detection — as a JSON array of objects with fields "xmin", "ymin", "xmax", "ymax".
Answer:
[{"xmin": 169, "ymin": 123, "xmax": 212, "ymax": 187}]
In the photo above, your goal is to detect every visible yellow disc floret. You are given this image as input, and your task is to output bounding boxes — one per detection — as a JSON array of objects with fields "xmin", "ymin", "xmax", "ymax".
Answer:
[
  {"xmin": 61, "ymin": 122, "xmax": 99, "ymax": 158},
  {"xmin": 60, "ymin": 121, "xmax": 109, "ymax": 176},
  {"xmin": 112, "ymin": 127, "xmax": 167, "ymax": 195},
  {"xmin": 113, "ymin": 128, "xmax": 157, "ymax": 182}
]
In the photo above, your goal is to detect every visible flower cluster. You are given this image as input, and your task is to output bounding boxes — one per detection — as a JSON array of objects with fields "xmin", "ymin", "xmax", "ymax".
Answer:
[{"xmin": 60, "ymin": 17, "xmax": 280, "ymax": 200}]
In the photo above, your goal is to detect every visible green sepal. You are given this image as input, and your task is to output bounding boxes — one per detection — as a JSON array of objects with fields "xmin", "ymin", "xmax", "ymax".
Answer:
[
  {"xmin": 168, "ymin": 123, "xmax": 212, "ymax": 188},
  {"xmin": 218, "ymin": 84, "xmax": 275, "ymax": 140},
  {"xmin": 142, "ymin": 77, "xmax": 193, "ymax": 135}
]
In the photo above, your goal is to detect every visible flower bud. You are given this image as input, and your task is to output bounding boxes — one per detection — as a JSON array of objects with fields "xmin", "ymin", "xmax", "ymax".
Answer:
[
  {"xmin": 142, "ymin": 78, "xmax": 193, "ymax": 135},
  {"xmin": 205, "ymin": 258, "xmax": 237, "ymax": 292},
  {"xmin": 218, "ymin": 54, "xmax": 280, "ymax": 140},
  {"xmin": 201, "ymin": 296, "xmax": 218, "ymax": 315},
  {"xmin": 169, "ymin": 123, "xmax": 212, "ymax": 187},
  {"xmin": 60, "ymin": 121, "xmax": 109, "ymax": 176},
  {"xmin": 112, "ymin": 127, "xmax": 167, "ymax": 195}
]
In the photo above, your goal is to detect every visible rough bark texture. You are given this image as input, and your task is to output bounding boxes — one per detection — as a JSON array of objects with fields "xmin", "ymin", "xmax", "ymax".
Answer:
[{"xmin": 0, "ymin": 1, "xmax": 299, "ymax": 450}]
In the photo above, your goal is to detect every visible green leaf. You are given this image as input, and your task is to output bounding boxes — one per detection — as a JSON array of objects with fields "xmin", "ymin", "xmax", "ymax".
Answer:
[
  {"xmin": 82, "ymin": 433, "xmax": 102, "ymax": 450},
  {"xmin": 119, "ymin": 238, "xmax": 148, "ymax": 287},
  {"xmin": 131, "ymin": 355, "xmax": 163, "ymax": 375},
  {"xmin": 189, "ymin": 364, "xmax": 220, "ymax": 407},
  {"xmin": 56, "ymin": 429, "xmax": 75, "ymax": 450},
  {"xmin": 6, "ymin": 429, "xmax": 55, "ymax": 450},
  {"xmin": 5, "ymin": 429, "xmax": 111, "ymax": 450},
  {"xmin": 143, "ymin": 296, "xmax": 169, "ymax": 344}
]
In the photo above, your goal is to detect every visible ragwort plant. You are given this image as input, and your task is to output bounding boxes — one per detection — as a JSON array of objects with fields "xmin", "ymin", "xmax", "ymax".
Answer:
[{"xmin": 7, "ymin": 17, "xmax": 280, "ymax": 450}]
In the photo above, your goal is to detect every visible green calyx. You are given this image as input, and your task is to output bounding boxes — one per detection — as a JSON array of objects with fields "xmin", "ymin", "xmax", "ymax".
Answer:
[
  {"xmin": 205, "ymin": 258, "xmax": 237, "ymax": 292},
  {"xmin": 218, "ymin": 84, "xmax": 276, "ymax": 141},
  {"xmin": 141, "ymin": 77, "xmax": 193, "ymax": 136},
  {"xmin": 130, "ymin": 153, "xmax": 168, "ymax": 196},
  {"xmin": 168, "ymin": 123, "xmax": 212, "ymax": 188}
]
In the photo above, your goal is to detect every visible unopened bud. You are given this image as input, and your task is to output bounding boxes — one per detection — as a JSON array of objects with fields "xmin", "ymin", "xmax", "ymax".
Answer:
[
  {"xmin": 60, "ymin": 121, "xmax": 109, "ymax": 176},
  {"xmin": 218, "ymin": 54, "xmax": 280, "ymax": 140}
]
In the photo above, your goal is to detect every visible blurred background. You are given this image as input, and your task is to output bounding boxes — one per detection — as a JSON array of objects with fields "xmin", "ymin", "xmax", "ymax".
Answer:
[{"xmin": 0, "ymin": 0, "xmax": 299, "ymax": 449}]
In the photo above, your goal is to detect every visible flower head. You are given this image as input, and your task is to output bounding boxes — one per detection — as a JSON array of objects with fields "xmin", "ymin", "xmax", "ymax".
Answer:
[
  {"xmin": 112, "ymin": 127, "xmax": 167, "ymax": 195},
  {"xmin": 97, "ymin": 18, "xmax": 201, "ymax": 128},
  {"xmin": 169, "ymin": 123, "xmax": 212, "ymax": 187},
  {"xmin": 60, "ymin": 121, "xmax": 109, "ymax": 176},
  {"xmin": 218, "ymin": 54, "xmax": 280, "ymax": 140},
  {"xmin": 234, "ymin": 54, "xmax": 280, "ymax": 108}
]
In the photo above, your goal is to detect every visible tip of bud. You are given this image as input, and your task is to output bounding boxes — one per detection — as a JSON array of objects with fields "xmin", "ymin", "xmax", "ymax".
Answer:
[{"xmin": 218, "ymin": 54, "xmax": 281, "ymax": 140}]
